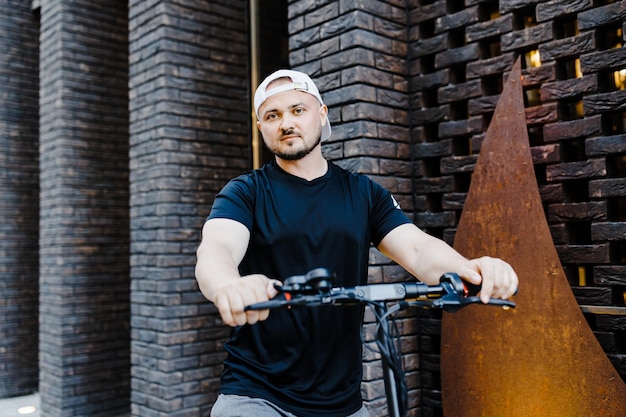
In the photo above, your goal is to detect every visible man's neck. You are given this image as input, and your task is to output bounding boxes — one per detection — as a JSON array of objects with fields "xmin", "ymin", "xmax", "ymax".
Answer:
[{"xmin": 275, "ymin": 152, "xmax": 328, "ymax": 181}]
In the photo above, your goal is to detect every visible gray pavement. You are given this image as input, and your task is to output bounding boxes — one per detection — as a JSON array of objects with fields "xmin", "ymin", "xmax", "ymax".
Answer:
[{"xmin": 0, "ymin": 393, "xmax": 40, "ymax": 417}]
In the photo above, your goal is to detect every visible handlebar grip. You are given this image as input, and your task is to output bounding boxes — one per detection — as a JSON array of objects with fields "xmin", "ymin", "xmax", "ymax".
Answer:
[
  {"xmin": 451, "ymin": 274, "xmax": 518, "ymax": 298},
  {"xmin": 245, "ymin": 301, "xmax": 274, "ymax": 311},
  {"xmin": 245, "ymin": 294, "xmax": 288, "ymax": 311},
  {"xmin": 463, "ymin": 281, "xmax": 519, "ymax": 297}
]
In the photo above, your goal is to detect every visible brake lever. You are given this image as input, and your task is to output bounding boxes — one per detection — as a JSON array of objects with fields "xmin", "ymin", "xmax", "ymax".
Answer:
[
  {"xmin": 244, "ymin": 294, "xmax": 289, "ymax": 311},
  {"xmin": 434, "ymin": 272, "xmax": 516, "ymax": 312},
  {"xmin": 433, "ymin": 295, "xmax": 516, "ymax": 312},
  {"xmin": 245, "ymin": 293, "xmax": 329, "ymax": 311}
]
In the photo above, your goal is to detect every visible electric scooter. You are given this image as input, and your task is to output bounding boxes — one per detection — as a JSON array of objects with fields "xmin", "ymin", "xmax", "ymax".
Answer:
[{"xmin": 246, "ymin": 268, "xmax": 516, "ymax": 417}]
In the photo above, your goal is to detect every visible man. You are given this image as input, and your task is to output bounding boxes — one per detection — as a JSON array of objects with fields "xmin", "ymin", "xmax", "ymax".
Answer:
[{"xmin": 195, "ymin": 69, "xmax": 518, "ymax": 417}]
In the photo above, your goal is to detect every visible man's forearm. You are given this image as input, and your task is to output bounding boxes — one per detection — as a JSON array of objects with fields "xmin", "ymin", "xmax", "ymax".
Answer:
[
  {"xmin": 195, "ymin": 218, "xmax": 250, "ymax": 301},
  {"xmin": 195, "ymin": 233, "xmax": 246, "ymax": 302}
]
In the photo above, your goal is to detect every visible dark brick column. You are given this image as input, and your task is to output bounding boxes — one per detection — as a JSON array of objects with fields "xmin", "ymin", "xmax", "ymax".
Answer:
[
  {"xmin": 287, "ymin": 1, "xmax": 413, "ymax": 415},
  {"xmin": 38, "ymin": 1, "xmax": 130, "ymax": 415},
  {"xmin": 128, "ymin": 1, "xmax": 249, "ymax": 415},
  {"xmin": 0, "ymin": 0, "xmax": 40, "ymax": 399}
]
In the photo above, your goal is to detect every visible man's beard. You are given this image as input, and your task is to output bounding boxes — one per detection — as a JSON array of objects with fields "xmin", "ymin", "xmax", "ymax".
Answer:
[{"xmin": 270, "ymin": 133, "xmax": 321, "ymax": 161}]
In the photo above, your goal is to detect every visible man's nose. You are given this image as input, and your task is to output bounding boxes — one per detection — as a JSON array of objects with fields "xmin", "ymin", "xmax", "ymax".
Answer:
[{"xmin": 280, "ymin": 113, "xmax": 295, "ymax": 130}]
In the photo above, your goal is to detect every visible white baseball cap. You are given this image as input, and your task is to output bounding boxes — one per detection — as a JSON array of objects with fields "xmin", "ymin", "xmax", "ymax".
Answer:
[{"xmin": 254, "ymin": 69, "xmax": 332, "ymax": 141}]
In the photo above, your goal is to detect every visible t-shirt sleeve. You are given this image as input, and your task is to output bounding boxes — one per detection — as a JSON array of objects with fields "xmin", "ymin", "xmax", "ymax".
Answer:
[
  {"xmin": 369, "ymin": 181, "xmax": 412, "ymax": 246},
  {"xmin": 206, "ymin": 174, "xmax": 255, "ymax": 231}
]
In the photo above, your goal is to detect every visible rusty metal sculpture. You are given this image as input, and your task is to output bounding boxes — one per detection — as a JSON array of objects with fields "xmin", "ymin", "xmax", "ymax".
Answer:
[{"xmin": 440, "ymin": 58, "xmax": 626, "ymax": 416}]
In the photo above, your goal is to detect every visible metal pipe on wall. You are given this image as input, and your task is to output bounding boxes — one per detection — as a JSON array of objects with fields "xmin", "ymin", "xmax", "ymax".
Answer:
[{"xmin": 250, "ymin": 0, "xmax": 261, "ymax": 169}]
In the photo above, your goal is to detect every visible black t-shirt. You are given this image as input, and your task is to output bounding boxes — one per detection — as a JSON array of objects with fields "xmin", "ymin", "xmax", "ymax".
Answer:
[{"xmin": 207, "ymin": 161, "xmax": 411, "ymax": 416}]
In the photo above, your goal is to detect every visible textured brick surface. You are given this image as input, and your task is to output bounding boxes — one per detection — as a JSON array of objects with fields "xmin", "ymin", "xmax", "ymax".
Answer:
[
  {"xmin": 38, "ymin": 1, "xmax": 130, "ymax": 415},
  {"xmin": 0, "ymin": 0, "xmax": 40, "ymax": 399},
  {"xmin": 128, "ymin": 1, "xmax": 249, "ymax": 415},
  {"xmin": 2, "ymin": 1, "xmax": 624, "ymax": 416},
  {"xmin": 409, "ymin": 0, "xmax": 626, "ymax": 414},
  {"xmin": 289, "ymin": 1, "xmax": 415, "ymax": 413}
]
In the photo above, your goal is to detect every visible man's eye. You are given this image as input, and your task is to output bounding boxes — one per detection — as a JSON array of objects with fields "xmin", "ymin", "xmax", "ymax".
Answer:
[{"xmin": 294, "ymin": 108, "xmax": 304, "ymax": 114}]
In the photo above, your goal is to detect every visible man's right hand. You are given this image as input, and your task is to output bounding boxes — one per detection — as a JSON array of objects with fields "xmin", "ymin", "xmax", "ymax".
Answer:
[
  {"xmin": 195, "ymin": 219, "xmax": 278, "ymax": 327},
  {"xmin": 212, "ymin": 274, "xmax": 280, "ymax": 327}
]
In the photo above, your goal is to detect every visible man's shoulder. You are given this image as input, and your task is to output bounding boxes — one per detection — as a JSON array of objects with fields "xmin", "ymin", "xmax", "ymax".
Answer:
[
  {"xmin": 329, "ymin": 162, "xmax": 381, "ymax": 190},
  {"xmin": 226, "ymin": 164, "xmax": 275, "ymax": 186},
  {"xmin": 329, "ymin": 162, "xmax": 369, "ymax": 180}
]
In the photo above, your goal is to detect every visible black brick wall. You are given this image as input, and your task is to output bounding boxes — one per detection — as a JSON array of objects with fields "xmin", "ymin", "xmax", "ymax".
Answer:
[
  {"xmin": 1, "ymin": 1, "xmax": 624, "ymax": 416},
  {"xmin": 38, "ymin": 1, "xmax": 130, "ymax": 415},
  {"xmin": 409, "ymin": 0, "xmax": 626, "ymax": 415},
  {"xmin": 128, "ymin": 1, "xmax": 249, "ymax": 415},
  {"xmin": 0, "ymin": 0, "xmax": 40, "ymax": 399},
  {"xmin": 288, "ymin": 1, "xmax": 416, "ymax": 415}
]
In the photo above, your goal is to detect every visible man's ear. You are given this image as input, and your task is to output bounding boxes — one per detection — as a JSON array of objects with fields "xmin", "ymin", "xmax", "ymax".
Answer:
[{"xmin": 319, "ymin": 104, "xmax": 328, "ymax": 125}]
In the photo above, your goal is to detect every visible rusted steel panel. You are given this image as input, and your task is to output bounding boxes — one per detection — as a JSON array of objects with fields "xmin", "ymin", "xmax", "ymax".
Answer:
[{"xmin": 440, "ymin": 58, "xmax": 626, "ymax": 417}]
